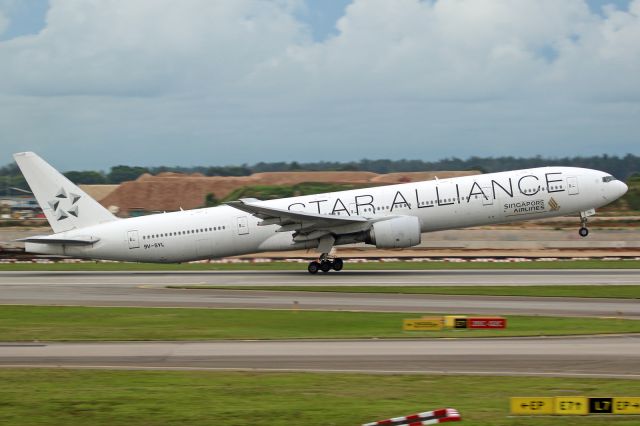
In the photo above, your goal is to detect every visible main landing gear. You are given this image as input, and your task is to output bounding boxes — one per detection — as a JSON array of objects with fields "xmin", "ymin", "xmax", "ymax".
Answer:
[
  {"xmin": 578, "ymin": 211, "xmax": 589, "ymax": 238},
  {"xmin": 308, "ymin": 254, "xmax": 344, "ymax": 274}
]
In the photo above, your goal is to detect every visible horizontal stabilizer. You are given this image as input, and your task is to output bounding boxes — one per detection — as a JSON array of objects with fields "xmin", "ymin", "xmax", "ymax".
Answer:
[
  {"xmin": 13, "ymin": 152, "xmax": 117, "ymax": 233},
  {"xmin": 17, "ymin": 235, "xmax": 100, "ymax": 245}
]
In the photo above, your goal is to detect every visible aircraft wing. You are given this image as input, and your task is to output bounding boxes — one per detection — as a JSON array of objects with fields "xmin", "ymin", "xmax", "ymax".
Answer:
[{"xmin": 226, "ymin": 198, "xmax": 370, "ymax": 235}]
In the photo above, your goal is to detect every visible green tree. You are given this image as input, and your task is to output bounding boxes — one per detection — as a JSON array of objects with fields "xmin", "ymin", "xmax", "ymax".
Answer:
[
  {"xmin": 205, "ymin": 193, "xmax": 220, "ymax": 207},
  {"xmin": 107, "ymin": 166, "xmax": 149, "ymax": 184},
  {"xmin": 64, "ymin": 171, "xmax": 107, "ymax": 184}
]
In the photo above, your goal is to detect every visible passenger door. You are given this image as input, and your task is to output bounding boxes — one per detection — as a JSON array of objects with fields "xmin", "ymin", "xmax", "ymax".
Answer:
[
  {"xmin": 566, "ymin": 177, "xmax": 579, "ymax": 195},
  {"xmin": 127, "ymin": 230, "xmax": 139, "ymax": 249},
  {"xmin": 236, "ymin": 216, "xmax": 249, "ymax": 235}
]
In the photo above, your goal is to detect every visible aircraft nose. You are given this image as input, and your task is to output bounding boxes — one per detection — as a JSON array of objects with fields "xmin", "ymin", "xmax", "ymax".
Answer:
[
  {"xmin": 608, "ymin": 180, "xmax": 628, "ymax": 200},
  {"xmin": 619, "ymin": 180, "xmax": 629, "ymax": 196}
]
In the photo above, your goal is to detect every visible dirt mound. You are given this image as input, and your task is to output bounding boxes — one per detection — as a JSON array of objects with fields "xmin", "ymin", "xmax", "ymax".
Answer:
[
  {"xmin": 79, "ymin": 185, "xmax": 119, "ymax": 202},
  {"xmin": 371, "ymin": 171, "xmax": 477, "ymax": 184}
]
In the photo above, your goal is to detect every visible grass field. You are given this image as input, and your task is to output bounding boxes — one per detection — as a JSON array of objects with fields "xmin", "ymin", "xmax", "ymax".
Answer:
[
  {"xmin": 0, "ymin": 369, "xmax": 639, "ymax": 425},
  {"xmin": 0, "ymin": 259, "xmax": 639, "ymax": 271},
  {"xmin": 173, "ymin": 285, "xmax": 640, "ymax": 299},
  {"xmin": 0, "ymin": 306, "xmax": 638, "ymax": 341}
]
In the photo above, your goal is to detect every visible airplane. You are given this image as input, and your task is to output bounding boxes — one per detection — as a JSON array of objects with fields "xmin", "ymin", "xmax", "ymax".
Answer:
[{"xmin": 13, "ymin": 152, "xmax": 628, "ymax": 273}]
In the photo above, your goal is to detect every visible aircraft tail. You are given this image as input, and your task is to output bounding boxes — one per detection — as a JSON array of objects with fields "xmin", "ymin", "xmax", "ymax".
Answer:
[{"xmin": 13, "ymin": 152, "xmax": 117, "ymax": 233}]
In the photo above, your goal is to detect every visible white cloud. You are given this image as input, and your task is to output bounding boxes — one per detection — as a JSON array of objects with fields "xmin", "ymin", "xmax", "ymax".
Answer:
[
  {"xmin": 2, "ymin": 0, "xmax": 639, "ymax": 101},
  {"xmin": 257, "ymin": 0, "xmax": 640, "ymax": 102},
  {"xmin": 0, "ymin": 0, "xmax": 309, "ymax": 96},
  {"xmin": 0, "ymin": 0, "xmax": 639, "ymax": 168}
]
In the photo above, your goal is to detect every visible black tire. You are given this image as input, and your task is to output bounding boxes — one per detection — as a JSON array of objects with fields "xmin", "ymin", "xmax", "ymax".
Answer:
[
  {"xmin": 579, "ymin": 227, "xmax": 589, "ymax": 237},
  {"xmin": 332, "ymin": 258, "xmax": 344, "ymax": 271},
  {"xmin": 320, "ymin": 261, "xmax": 331, "ymax": 273},
  {"xmin": 308, "ymin": 261, "xmax": 320, "ymax": 274}
]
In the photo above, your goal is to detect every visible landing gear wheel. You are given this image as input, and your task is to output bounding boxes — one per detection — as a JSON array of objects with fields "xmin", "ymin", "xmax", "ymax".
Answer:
[
  {"xmin": 308, "ymin": 261, "xmax": 320, "ymax": 274},
  {"xmin": 320, "ymin": 261, "xmax": 332, "ymax": 273},
  {"xmin": 332, "ymin": 258, "xmax": 344, "ymax": 271},
  {"xmin": 578, "ymin": 212, "xmax": 590, "ymax": 238}
]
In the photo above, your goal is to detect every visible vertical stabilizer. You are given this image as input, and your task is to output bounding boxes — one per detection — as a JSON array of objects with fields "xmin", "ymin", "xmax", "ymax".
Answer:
[{"xmin": 13, "ymin": 152, "xmax": 117, "ymax": 233}]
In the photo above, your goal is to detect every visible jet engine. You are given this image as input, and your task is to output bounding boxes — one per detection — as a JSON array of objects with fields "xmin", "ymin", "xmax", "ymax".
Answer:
[{"xmin": 367, "ymin": 216, "xmax": 422, "ymax": 248}]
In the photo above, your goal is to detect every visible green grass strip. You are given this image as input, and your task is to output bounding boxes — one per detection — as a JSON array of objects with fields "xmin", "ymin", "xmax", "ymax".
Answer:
[
  {"xmin": 0, "ymin": 259, "xmax": 639, "ymax": 271},
  {"xmin": 173, "ymin": 285, "xmax": 640, "ymax": 299},
  {"xmin": 1, "ymin": 369, "xmax": 639, "ymax": 425},
  {"xmin": 0, "ymin": 306, "xmax": 638, "ymax": 341}
]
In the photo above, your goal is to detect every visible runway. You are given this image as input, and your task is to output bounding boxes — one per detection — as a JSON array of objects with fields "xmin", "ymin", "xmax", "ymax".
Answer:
[
  {"xmin": 1, "ymin": 335, "xmax": 638, "ymax": 378},
  {"xmin": 2, "ymin": 269, "xmax": 640, "ymax": 286},
  {"xmin": 0, "ymin": 270, "xmax": 638, "ymax": 317}
]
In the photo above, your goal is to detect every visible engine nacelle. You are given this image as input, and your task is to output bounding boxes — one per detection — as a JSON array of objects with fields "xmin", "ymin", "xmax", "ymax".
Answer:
[{"xmin": 368, "ymin": 216, "xmax": 422, "ymax": 249}]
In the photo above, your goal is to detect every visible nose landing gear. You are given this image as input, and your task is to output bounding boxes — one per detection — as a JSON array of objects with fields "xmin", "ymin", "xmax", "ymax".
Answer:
[
  {"xmin": 578, "ymin": 211, "xmax": 590, "ymax": 237},
  {"xmin": 308, "ymin": 254, "xmax": 344, "ymax": 274}
]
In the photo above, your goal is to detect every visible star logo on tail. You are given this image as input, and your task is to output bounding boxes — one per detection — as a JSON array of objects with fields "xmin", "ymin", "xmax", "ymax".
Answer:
[{"xmin": 48, "ymin": 187, "xmax": 82, "ymax": 221}]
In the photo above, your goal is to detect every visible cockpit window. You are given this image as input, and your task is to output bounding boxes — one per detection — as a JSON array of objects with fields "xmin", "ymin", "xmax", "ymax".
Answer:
[{"xmin": 602, "ymin": 175, "xmax": 615, "ymax": 183}]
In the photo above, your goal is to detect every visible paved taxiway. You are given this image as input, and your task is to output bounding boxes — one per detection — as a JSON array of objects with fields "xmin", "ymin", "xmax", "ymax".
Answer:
[
  {"xmin": 0, "ymin": 270, "xmax": 638, "ymax": 317},
  {"xmin": 1, "ymin": 335, "xmax": 638, "ymax": 378}
]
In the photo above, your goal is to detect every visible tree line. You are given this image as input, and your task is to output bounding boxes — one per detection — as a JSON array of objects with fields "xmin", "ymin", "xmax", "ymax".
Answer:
[{"xmin": 1, "ymin": 154, "xmax": 639, "ymax": 196}]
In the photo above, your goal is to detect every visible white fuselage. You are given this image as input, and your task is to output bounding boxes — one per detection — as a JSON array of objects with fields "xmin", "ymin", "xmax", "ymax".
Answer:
[{"xmin": 26, "ymin": 166, "xmax": 627, "ymax": 262}]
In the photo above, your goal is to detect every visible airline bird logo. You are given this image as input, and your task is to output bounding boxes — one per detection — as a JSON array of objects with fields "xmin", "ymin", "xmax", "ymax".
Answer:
[{"xmin": 548, "ymin": 197, "xmax": 560, "ymax": 211}]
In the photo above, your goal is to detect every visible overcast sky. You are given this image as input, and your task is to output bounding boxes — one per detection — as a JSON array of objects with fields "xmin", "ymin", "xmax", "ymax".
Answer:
[{"xmin": 0, "ymin": 0, "xmax": 638, "ymax": 171}]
